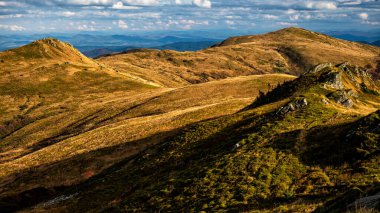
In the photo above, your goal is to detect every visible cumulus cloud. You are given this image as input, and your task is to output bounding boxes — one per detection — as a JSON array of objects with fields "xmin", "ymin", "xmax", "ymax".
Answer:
[
  {"xmin": 263, "ymin": 14, "xmax": 278, "ymax": 20},
  {"xmin": 193, "ymin": 0, "xmax": 211, "ymax": 8},
  {"xmin": 114, "ymin": 20, "xmax": 129, "ymax": 29},
  {"xmin": 111, "ymin": 1, "xmax": 141, "ymax": 9},
  {"xmin": 0, "ymin": 0, "xmax": 378, "ymax": 33},
  {"xmin": 304, "ymin": 1, "xmax": 337, "ymax": 10},
  {"xmin": 278, "ymin": 22, "xmax": 298, "ymax": 26},
  {"xmin": 64, "ymin": 0, "xmax": 113, "ymax": 5},
  {"xmin": 61, "ymin": 11, "xmax": 76, "ymax": 17},
  {"xmin": 0, "ymin": 24, "xmax": 26, "ymax": 31},
  {"xmin": 225, "ymin": 20, "xmax": 235, "ymax": 25},
  {"xmin": 358, "ymin": 12, "xmax": 368, "ymax": 20},
  {"xmin": 123, "ymin": 0, "xmax": 159, "ymax": 6}
]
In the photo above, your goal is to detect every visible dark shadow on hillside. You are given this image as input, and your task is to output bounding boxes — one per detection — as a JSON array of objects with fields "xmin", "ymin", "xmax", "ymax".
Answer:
[
  {"xmin": 0, "ymin": 110, "xmax": 268, "ymax": 212},
  {"xmin": 0, "ymin": 127, "xmax": 178, "ymax": 212},
  {"xmin": 269, "ymin": 111, "xmax": 380, "ymax": 167}
]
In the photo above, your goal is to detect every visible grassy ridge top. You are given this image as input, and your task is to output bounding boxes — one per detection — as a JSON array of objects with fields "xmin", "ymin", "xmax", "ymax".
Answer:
[
  {"xmin": 97, "ymin": 27, "xmax": 380, "ymax": 87},
  {"xmin": 0, "ymin": 38, "xmax": 90, "ymax": 62}
]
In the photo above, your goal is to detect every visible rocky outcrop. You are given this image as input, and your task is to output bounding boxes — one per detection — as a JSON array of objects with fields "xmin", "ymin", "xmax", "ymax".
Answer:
[
  {"xmin": 327, "ymin": 90, "xmax": 355, "ymax": 108},
  {"xmin": 321, "ymin": 71, "xmax": 343, "ymax": 89},
  {"xmin": 276, "ymin": 97, "xmax": 308, "ymax": 116},
  {"xmin": 307, "ymin": 63, "xmax": 333, "ymax": 74}
]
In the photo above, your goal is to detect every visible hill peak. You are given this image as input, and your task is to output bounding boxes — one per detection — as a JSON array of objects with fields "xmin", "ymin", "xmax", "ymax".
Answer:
[
  {"xmin": 217, "ymin": 27, "xmax": 334, "ymax": 47},
  {"xmin": 33, "ymin": 37, "xmax": 68, "ymax": 47},
  {"xmin": 0, "ymin": 37, "xmax": 89, "ymax": 63}
]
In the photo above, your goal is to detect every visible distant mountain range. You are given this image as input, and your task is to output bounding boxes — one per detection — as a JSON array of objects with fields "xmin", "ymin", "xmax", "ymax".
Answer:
[
  {"xmin": 357, "ymin": 40, "xmax": 380, "ymax": 47},
  {"xmin": 0, "ymin": 34, "xmax": 222, "ymax": 58},
  {"xmin": 0, "ymin": 30, "xmax": 379, "ymax": 59},
  {"xmin": 81, "ymin": 40, "xmax": 220, "ymax": 58}
]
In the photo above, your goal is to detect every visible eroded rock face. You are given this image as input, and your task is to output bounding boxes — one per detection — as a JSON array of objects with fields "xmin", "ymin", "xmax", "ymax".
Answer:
[
  {"xmin": 307, "ymin": 63, "xmax": 333, "ymax": 74},
  {"xmin": 327, "ymin": 90, "xmax": 355, "ymax": 108},
  {"xmin": 322, "ymin": 71, "xmax": 343, "ymax": 89}
]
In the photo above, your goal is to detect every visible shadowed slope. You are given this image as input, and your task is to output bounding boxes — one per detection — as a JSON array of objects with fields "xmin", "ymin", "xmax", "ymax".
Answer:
[{"xmin": 20, "ymin": 63, "xmax": 380, "ymax": 212}]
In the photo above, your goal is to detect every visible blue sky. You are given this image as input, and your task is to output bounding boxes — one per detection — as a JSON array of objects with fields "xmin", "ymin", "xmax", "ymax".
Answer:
[{"xmin": 0, "ymin": 0, "xmax": 379, "ymax": 34}]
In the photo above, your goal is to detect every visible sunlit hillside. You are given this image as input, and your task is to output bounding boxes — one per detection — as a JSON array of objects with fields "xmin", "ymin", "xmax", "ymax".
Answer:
[{"xmin": 0, "ymin": 28, "xmax": 379, "ymax": 213}]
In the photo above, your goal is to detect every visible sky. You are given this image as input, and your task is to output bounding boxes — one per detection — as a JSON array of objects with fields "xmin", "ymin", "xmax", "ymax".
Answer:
[{"xmin": 0, "ymin": 0, "xmax": 379, "ymax": 35}]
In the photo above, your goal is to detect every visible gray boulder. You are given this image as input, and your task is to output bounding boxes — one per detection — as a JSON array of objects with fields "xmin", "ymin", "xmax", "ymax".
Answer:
[{"xmin": 276, "ymin": 98, "xmax": 307, "ymax": 116}]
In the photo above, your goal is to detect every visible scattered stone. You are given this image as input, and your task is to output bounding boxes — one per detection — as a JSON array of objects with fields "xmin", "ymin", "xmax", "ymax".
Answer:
[
  {"xmin": 45, "ymin": 38, "xmax": 58, "ymax": 48},
  {"xmin": 307, "ymin": 63, "xmax": 332, "ymax": 74},
  {"xmin": 322, "ymin": 98, "xmax": 330, "ymax": 105},
  {"xmin": 295, "ymin": 97, "xmax": 308, "ymax": 108},
  {"xmin": 342, "ymin": 99, "xmax": 354, "ymax": 108},
  {"xmin": 233, "ymin": 143, "xmax": 241, "ymax": 150},
  {"xmin": 327, "ymin": 90, "xmax": 354, "ymax": 108},
  {"xmin": 64, "ymin": 62, "xmax": 70, "ymax": 65},
  {"xmin": 276, "ymin": 98, "xmax": 307, "ymax": 116}
]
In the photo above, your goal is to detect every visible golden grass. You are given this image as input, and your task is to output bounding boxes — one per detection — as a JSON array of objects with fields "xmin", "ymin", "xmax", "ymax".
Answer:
[
  {"xmin": 97, "ymin": 28, "xmax": 380, "ymax": 87},
  {"xmin": 0, "ymin": 73, "xmax": 294, "ymax": 197}
]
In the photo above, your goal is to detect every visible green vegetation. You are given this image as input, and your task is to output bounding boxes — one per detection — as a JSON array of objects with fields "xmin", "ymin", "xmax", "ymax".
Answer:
[
  {"xmin": 24, "ymin": 63, "xmax": 377, "ymax": 212},
  {"xmin": 0, "ymin": 29, "xmax": 380, "ymax": 213}
]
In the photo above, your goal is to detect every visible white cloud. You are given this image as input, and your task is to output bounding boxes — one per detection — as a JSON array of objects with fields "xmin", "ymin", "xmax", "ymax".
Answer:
[
  {"xmin": 62, "ymin": 11, "xmax": 76, "ymax": 17},
  {"xmin": 0, "ymin": 1, "xmax": 25, "ymax": 7},
  {"xmin": 123, "ymin": 0, "xmax": 159, "ymax": 5},
  {"xmin": 114, "ymin": 20, "xmax": 129, "ymax": 29},
  {"xmin": 0, "ymin": 14, "xmax": 24, "ymax": 19},
  {"xmin": 290, "ymin": 14, "xmax": 300, "ymax": 20},
  {"xmin": 359, "ymin": 12, "xmax": 368, "ymax": 20},
  {"xmin": 263, "ymin": 14, "xmax": 278, "ymax": 20},
  {"xmin": 304, "ymin": 1, "xmax": 337, "ymax": 10},
  {"xmin": 112, "ymin": 1, "xmax": 141, "ymax": 9},
  {"xmin": 117, "ymin": 12, "xmax": 161, "ymax": 18},
  {"xmin": 286, "ymin": 9, "xmax": 297, "ymax": 14},
  {"xmin": 0, "ymin": 24, "xmax": 26, "ymax": 31},
  {"xmin": 278, "ymin": 22, "xmax": 297, "ymax": 26},
  {"xmin": 65, "ymin": 0, "xmax": 113, "ymax": 5},
  {"xmin": 92, "ymin": 11, "xmax": 111, "ymax": 16},
  {"xmin": 225, "ymin": 20, "xmax": 235, "ymax": 25},
  {"xmin": 193, "ymin": 0, "xmax": 211, "ymax": 8}
]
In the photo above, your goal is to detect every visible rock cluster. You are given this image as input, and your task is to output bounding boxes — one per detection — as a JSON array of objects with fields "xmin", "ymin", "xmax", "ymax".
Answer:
[
  {"xmin": 327, "ymin": 90, "xmax": 355, "ymax": 108},
  {"xmin": 307, "ymin": 63, "xmax": 332, "ymax": 74},
  {"xmin": 276, "ymin": 98, "xmax": 308, "ymax": 116},
  {"xmin": 45, "ymin": 38, "xmax": 58, "ymax": 48},
  {"xmin": 322, "ymin": 71, "xmax": 343, "ymax": 89}
]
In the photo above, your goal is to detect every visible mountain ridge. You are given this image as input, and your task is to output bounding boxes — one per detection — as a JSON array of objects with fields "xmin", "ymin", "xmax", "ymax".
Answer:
[
  {"xmin": 97, "ymin": 27, "xmax": 380, "ymax": 87},
  {"xmin": 0, "ymin": 28, "xmax": 379, "ymax": 212},
  {"xmin": 22, "ymin": 62, "xmax": 379, "ymax": 212}
]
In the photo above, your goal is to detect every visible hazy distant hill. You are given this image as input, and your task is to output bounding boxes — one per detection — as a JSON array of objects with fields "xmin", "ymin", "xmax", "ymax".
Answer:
[
  {"xmin": 372, "ymin": 40, "xmax": 380, "ymax": 47},
  {"xmin": 153, "ymin": 40, "xmax": 219, "ymax": 51},
  {"xmin": 80, "ymin": 40, "xmax": 220, "ymax": 58},
  {"xmin": 0, "ymin": 34, "xmax": 221, "ymax": 56}
]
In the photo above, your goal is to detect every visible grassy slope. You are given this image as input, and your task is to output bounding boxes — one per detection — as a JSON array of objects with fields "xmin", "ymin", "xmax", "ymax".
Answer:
[
  {"xmin": 30, "ymin": 64, "xmax": 380, "ymax": 212},
  {"xmin": 0, "ymin": 39, "xmax": 295, "ymax": 211},
  {"xmin": 0, "ymin": 30, "xmax": 379, "ymax": 212},
  {"xmin": 97, "ymin": 27, "xmax": 380, "ymax": 87},
  {"xmin": 0, "ymin": 40, "xmax": 294, "ymax": 211}
]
